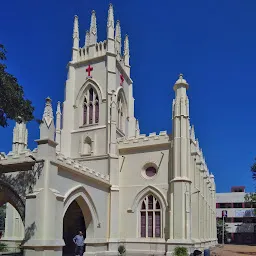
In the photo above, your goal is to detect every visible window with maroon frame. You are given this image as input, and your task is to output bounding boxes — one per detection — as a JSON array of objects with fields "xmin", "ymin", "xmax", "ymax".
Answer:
[
  {"xmin": 140, "ymin": 194, "xmax": 162, "ymax": 238},
  {"xmin": 83, "ymin": 86, "xmax": 99, "ymax": 125}
]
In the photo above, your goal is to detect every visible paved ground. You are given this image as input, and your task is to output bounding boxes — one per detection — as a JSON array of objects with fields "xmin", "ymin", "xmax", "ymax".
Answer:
[{"xmin": 211, "ymin": 244, "xmax": 256, "ymax": 256}]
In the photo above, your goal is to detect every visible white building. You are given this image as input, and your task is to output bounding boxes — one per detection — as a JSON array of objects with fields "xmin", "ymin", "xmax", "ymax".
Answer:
[
  {"xmin": 216, "ymin": 186, "xmax": 256, "ymax": 244},
  {"xmin": 0, "ymin": 4, "xmax": 217, "ymax": 256}
]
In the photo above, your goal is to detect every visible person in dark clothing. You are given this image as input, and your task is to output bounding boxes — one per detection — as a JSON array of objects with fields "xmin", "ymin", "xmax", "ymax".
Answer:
[{"xmin": 73, "ymin": 231, "xmax": 84, "ymax": 256}]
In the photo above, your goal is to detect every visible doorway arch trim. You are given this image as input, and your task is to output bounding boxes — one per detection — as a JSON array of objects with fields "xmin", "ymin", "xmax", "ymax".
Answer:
[{"xmin": 63, "ymin": 185, "xmax": 100, "ymax": 227}]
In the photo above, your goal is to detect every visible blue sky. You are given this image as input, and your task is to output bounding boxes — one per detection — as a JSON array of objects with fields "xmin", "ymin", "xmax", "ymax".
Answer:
[{"xmin": 1, "ymin": 0, "xmax": 256, "ymax": 193}]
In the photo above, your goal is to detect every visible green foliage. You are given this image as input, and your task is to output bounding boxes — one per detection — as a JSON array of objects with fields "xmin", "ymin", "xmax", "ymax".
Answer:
[
  {"xmin": 217, "ymin": 219, "xmax": 229, "ymax": 243},
  {"xmin": 0, "ymin": 242, "xmax": 8, "ymax": 252},
  {"xmin": 118, "ymin": 245, "xmax": 126, "ymax": 255},
  {"xmin": 0, "ymin": 204, "xmax": 6, "ymax": 231},
  {"xmin": 244, "ymin": 158, "xmax": 256, "ymax": 215},
  {"xmin": 174, "ymin": 246, "xmax": 188, "ymax": 256},
  {"xmin": 0, "ymin": 44, "xmax": 34, "ymax": 127}
]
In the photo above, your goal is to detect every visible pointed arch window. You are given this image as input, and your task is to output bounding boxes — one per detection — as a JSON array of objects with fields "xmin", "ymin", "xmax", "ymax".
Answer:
[
  {"xmin": 140, "ymin": 194, "xmax": 162, "ymax": 238},
  {"xmin": 117, "ymin": 96, "xmax": 125, "ymax": 132},
  {"xmin": 83, "ymin": 86, "xmax": 99, "ymax": 125}
]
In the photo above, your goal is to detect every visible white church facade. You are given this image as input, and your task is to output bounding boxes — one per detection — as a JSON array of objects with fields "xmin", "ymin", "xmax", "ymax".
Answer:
[{"xmin": 0, "ymin": 4, "xmax": 217, "ymax": 256}]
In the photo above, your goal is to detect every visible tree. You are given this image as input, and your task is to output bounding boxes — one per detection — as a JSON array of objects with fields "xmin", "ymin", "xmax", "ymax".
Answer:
[
  {"xmin": 217, "ymin": 218, "xmax": 229, "ymax": 243},
  {"xmin": 0, "ymin": 44, "xmax": 34, "ymax": 127},
  {"xmin": 244, "ymin": 159, "xmax": 256, "ymax": 215}
]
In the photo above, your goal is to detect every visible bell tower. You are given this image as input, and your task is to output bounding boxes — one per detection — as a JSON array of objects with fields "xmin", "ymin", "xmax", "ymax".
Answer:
[{"xmin": 60, "ymin": 4, "xmax": 137, "ymax": 163}]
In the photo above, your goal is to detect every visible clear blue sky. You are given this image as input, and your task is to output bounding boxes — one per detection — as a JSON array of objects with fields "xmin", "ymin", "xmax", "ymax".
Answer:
[{"xmin": 1, "ymin": 0, "xmax": 256, "ymax": 193}]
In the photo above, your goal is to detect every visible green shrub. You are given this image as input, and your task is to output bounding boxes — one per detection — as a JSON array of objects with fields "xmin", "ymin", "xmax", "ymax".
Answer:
[
  {"xmin": 174, "ymin": 246, "xmax": 188, "ymax": 256},
  {"xmin": 0, "ymin": 242, "xmax": 8, "ymax": 252},
  {"xmin": 118, "ymin": 244, "xmax": 126, "ymax": 255}
]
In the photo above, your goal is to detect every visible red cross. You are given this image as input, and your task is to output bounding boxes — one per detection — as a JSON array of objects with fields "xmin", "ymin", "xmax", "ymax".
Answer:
[
  {"xmin": 86, "ymin": 65, "xmax": 93, "ymax": 77},
  {"xmin": 120, "ymin": 74, "xmax": 124, "ymax": 86}
]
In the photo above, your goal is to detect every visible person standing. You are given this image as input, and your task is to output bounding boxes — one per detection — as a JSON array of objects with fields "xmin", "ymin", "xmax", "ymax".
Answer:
[{"xmin": 73, "ymin": 231, "xmax": 84, "ymax": 256}]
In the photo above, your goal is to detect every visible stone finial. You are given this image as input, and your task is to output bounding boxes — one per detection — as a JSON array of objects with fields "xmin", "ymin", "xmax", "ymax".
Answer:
[
  {"xmin": 174, "ymin": 73, "xmax": 189, "ymax": 90},
  {"xmin": 115, "ymin": 20, "xmax": 121, "ymax": 54},
  {"xmin": 90, "ymin": 10, "xmax": 97, "ymax": 45},
  {"xmin": 85, "ymin": 30, "xmax": 90, "ymax": 47},
  {"xmin": 190, "ymin": 125, "xmax": 195, "ymax": 141},
  {"xmin": 12, "ymin": 120, "xmax": 28, "ymax": 154},
  {"xmin": 107, "ymin": 3, "xmax": 114, "ymax": 28},
  {"xmin": 210, "ymin": 173, "xmax": 214, "ymax": 179},
  {"xmin": 43, "ymin": 97, "xmax": 54, "ymax": 128}
]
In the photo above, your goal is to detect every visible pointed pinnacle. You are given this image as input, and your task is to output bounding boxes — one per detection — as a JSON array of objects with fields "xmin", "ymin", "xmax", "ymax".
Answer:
[
  {"xmin": 108, "ymin": 3, "xmax": 114, "ymax": 28},
  {"xmin": 73, "ymin": 15, "xmax": 79, "ymax": 38},
  {"xmin": 85, "ymin": 30, "xmax": 90, "ymax": 47},
  {"xmin": 56, "ymin": 101, "xmax": 61, "ymax": 114},
  {"xmin": 124, "ymin": 34, "xmax": 129, "ymax": 55},
  {"xmin": 190, "ymin": 125, "xmax": 195, "ymax": 141},
  {"xmin": 90, "ymin": 10, "xmax": 97, "ymax": 35}
]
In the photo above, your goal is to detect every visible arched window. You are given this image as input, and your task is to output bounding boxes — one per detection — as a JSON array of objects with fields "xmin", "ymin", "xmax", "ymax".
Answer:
[
  {"xmin": 140, "ymin": 194, "xmax": 161, "ymax": 238},
  {"xmin": 83, "ymin": 86, "xmax": 99, "ymax": 125},
  {"xmin": 83, "ymin": 137, "xmax": 92, "ymax": 155},
  {"xmin": 117, "ymin": 96, "xmax": 125, "ymax": 132}
]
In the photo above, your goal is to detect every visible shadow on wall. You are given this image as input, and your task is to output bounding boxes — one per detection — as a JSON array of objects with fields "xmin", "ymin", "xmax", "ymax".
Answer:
[
  {"xmin": 0, "ymin": 161, "xmax": 43, "ymax": 245},
  {"xmin": 0, "ymin": 161, "xmax": 44, "ymax": 200},
  {"xmin": 20, "ymin": 222, "xmax": 36, "ymax": 246}
]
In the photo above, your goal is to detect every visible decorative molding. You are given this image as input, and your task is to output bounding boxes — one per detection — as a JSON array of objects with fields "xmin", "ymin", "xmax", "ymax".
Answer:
[{"xmin": 130, "ymin": 185, "xmax": 167, "ymax": 213}]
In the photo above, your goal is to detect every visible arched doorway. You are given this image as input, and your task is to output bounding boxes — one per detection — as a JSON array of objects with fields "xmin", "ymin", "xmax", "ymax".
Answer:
[{"xmin": 63, "ymin": 195, "xmax": 93, "ymax": 256}]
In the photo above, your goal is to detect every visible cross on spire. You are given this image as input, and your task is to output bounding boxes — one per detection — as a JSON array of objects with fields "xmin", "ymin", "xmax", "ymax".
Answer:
[
  {"xmin": 120, "ymin": 74, "xmax": 124, "ymax": 86},
  {"xmin": 86, "ymin": 65, "xmax": 93, "ymax": 77}
]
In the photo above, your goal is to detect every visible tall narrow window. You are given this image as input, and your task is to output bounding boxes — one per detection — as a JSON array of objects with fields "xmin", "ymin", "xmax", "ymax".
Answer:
[
  {"xmin": 140, "ymin": 195, "xmax": 162, "ymax": 238},
  {"xmin": 83, "ymin": 98, "xmax": 87, "ymax": 125},
  {"xmin": 89, "ymin": 103, "xmax": 93, "ymax": 124},
  {"xmin": 83, "ymin": 86, "xmax": 99, "ymax": 125},
  {"xmin": 95, "ymin": 96, "xmax": 99, "ymax": 123},
  {"xmin": 117, "ymin": 96, "xmax": 125, "ymax": 133}
]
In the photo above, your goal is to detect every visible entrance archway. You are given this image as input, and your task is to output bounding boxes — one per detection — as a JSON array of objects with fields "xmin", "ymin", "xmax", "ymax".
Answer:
[
  {"xmin": 63, "ymin": 193, "xmax": 95, "ymax": 256},
  {"xmin": 63, "ymin": 200, "xmax": 86, "ymax": 255}
]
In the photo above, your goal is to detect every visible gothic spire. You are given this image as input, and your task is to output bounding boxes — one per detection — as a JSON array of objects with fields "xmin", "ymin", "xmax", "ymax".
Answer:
[
  {"xmin": 115, "ymin": 20, "xmax": 121, "ymax": 55},
  {"xmin": 108, "ymin": 4, "xmax": 114, "ymax": 28},
  {"xmin": 90, "ymin": 10, "xmax": 97, "ymax": 45},
  {"xmin": 107, "ymin": 3, "xmax": 114, "ymax": 40},
  {"xmin": 124, "ymin": 34, "xmax": 130, "ymax": 70},
  {"xmin": 72, "ymin": 15, "xmax": 79, "ymax": 61},
  {"xmin": 85, "ymin": 30, "xmax": 90, "ymax": 47}
]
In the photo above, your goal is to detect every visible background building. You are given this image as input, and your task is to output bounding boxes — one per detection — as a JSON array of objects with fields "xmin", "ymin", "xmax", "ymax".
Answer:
[{"xmin": 216, "ymin": 186, "xmax": 256, "ymax": 244}]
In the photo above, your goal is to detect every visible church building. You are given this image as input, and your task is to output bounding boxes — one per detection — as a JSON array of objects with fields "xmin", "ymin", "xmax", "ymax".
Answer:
[{"xmin": 0, "ymin": 4, "xmax": 217, "ymax": 256}]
